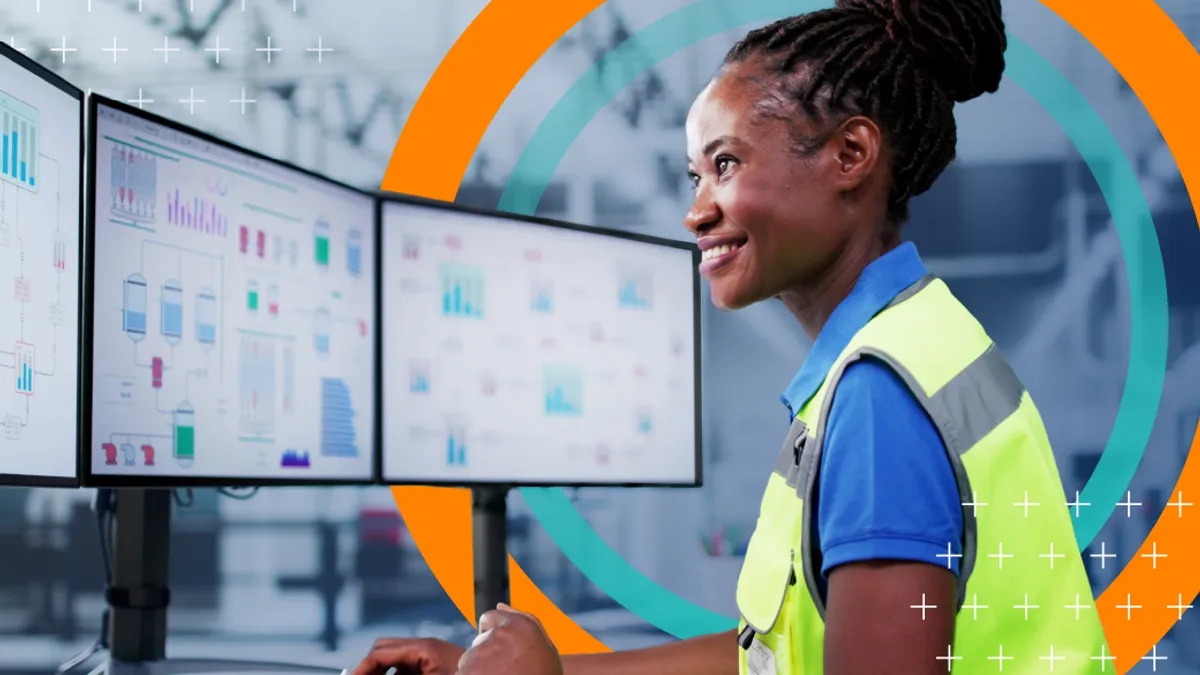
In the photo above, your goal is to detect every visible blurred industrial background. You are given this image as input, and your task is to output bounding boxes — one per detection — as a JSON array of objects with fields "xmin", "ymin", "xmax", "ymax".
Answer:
[{"xmin": 1, "ymin": 0, "xmax": 1199, "ymax": 673}]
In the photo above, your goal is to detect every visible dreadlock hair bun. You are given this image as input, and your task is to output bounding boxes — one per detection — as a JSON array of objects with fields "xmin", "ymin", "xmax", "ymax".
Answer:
[
  {"xmin": 837, "ymin": 0, "xmax": 1006, "ymax": 103},
  {"xmin": 721, "ymin": 0, "xmax": 1008, "ymax": 223}
]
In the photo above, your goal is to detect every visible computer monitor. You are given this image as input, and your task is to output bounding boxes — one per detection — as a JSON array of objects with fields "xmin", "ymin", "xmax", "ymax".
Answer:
[
  {"xmin": 0, "ymin": 43, "xmax": 84, "ymax": 487},
  {"xmin": 82, "ymin": 95, "xmax": 378, "ymax": 486},
  {"xmin": 378, "ymin": 194, "xmax": 702, "ymax": 487}
]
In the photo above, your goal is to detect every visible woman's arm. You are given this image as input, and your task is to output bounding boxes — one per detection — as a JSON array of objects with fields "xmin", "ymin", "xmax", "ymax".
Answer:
[
  {"xmin": 824, "ymin": 560, "xmax": 957, "ymax": 675},
  {"xmin": 561, "ymin": 629, "xmax": 740, "ymax": 675}
]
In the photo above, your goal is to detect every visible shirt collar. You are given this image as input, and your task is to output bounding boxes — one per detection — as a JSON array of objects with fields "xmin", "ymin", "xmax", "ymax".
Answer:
[{"xmin": 780, "ymin": 241, "xmax": 929, "ymax": 418}]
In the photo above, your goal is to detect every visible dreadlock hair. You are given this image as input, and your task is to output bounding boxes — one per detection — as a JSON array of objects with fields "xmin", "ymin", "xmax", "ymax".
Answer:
[{"xmin": 722, "ymin": 0, "xmax": 1006, "ymax": 225}]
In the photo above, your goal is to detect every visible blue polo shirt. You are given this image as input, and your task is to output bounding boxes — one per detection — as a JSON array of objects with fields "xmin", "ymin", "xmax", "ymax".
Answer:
[{"xmin": 780, "ymin": 242, "xmax": 963, "ymax": 595}]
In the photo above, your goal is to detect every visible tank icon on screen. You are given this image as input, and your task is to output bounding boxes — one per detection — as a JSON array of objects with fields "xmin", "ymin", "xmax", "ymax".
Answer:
[
  {"xmin": 142, "ymin": 444, "xmax": 156, "ymax": 466},
  {"xmin": 121, "ymin": 442, "xmax": 136, "ymax": 466},
  {"xmin": 314, "ymin": 219, "xmax": 331, "ymax": 268},
  {"xmin": 196, "ymin": 287, "xmax": 217, "ymax": 353},
  {"xmin": 314, "ymin": 306, "xmax": 330, "ymax": 355},
  {"xmin": 123, "ymin": 273, "xmax": 148, "ymax": 342},
  {"xmin": 161, "ymin": 279, "xmax": 183, "ymax": 346},
  {"xmin": 102, "ymin": 442, "xmax": 118, "ymax": 466},
  {"xmin": 347, "ymin": 229, "xmax": 362, "ymax": 277},
  {"xmin": 246, "ymin": 280, "xmax": 259, "ymax": 315},
  {"xmin": 174, "ymin": 403, "xmax": 195, "ymax": 468}
]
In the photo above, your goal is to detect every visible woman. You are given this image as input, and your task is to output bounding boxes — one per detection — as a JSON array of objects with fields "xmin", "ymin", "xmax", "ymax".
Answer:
[{"xmin": 355, "ymin": 0, "xmax": 1109, "ymax": 673}]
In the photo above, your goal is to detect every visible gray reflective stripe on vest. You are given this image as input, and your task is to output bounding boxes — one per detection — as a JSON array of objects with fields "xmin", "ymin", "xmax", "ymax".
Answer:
[
  {"xmin": 771, "ymin": 416, "xmax": 810, "ymax": 489},
  {"xmin": 883, "ymin": 272, "xmax": 936, "ymax": 310},
  {"xmin": 800, "ymin": 342, "xmax": 1026, "ymax": 620}
]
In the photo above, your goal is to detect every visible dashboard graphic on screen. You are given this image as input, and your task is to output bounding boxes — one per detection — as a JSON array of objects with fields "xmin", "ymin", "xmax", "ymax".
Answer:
[
  {"xmin": 86, "ymin": 99, "xmax": 376, "ymax": 483},
  {"xmin": 380, "ymin": 198, "xmax": 700, "ymax": 486},
  {"xmin": 0, "ymin": 45, "xmax": 82, "ymax": 485}
]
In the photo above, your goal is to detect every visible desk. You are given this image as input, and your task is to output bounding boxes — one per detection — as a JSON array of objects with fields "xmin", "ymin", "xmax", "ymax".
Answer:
[{"xmin": 0, "ymin": 608, "xmax": 674, "ymax": 674}]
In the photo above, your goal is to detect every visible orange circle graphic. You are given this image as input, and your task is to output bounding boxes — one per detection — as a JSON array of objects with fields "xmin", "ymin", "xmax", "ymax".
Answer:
[{"xmin": 385, "ymin": 0, "xmax": 1200, "ymax": 670}]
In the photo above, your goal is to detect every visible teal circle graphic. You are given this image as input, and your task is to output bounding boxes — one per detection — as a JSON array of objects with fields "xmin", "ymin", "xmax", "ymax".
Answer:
[{"xmin": 501, "ymin": 0, "xmax": 1169, "ymax": 639}]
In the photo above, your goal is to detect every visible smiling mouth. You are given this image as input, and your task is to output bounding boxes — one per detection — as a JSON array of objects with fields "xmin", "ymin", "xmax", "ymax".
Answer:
[{"xmin": 701, "ymin": 241, "xmax": 745, "ymax": 262}]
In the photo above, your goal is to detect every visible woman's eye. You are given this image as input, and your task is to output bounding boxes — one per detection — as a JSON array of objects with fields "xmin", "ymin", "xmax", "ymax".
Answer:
[
  {"xmin": 687, "ymin": 172, "xmax": 699, "ymax": 188},
  {"xmin": 716, "ymin": 156, "xmax": 735, "ymax": 175}
]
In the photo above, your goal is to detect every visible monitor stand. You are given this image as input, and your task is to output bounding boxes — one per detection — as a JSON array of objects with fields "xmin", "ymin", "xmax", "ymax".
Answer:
[
  {"xmin": 98, "ymin": 488, "xmax": 342, "ymax": 675},
  {"xmin": 471, "ymin": 487, "xmax": 511, "ymax": 621}
]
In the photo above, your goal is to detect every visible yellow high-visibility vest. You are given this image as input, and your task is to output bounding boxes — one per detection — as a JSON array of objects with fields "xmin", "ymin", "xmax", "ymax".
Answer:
[{"xmin": 736, "ymin": 275, "xmax": 1110, "ymax": 674}]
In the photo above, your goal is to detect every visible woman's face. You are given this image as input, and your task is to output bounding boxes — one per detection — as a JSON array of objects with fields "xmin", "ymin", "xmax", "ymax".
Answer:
[{"xmin": 684, "ymin": 67, "xmax": 872, "ymax": 311}]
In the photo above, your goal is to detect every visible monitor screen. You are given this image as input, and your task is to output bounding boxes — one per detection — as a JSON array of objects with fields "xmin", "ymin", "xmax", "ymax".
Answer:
[
  {"xmin": 84, "ymin": 96, "xmax": 377, "ymax": 485},
  {"xmin": 379, "ymin": 196, "xmax": 701, "ymax": 486},
  {"xmin": 0, "ymin": 44, "xmax": 83, "ymax": 487}
]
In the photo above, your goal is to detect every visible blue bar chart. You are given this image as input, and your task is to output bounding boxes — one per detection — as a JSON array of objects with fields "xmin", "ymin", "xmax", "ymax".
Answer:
[
  {"xmin": 410, "ymin": 362, "xmax": 431, "ymax": 393},
  {"xmin": 0, "ymin": 91, "xmax": 38, "ymax": 193},
  {"xmin": 544, "ymin": 365, "xmax": 582, "ymax": 416},
  {"xmin": 320, "ymin": 378, "xmax": 358, "ymax": 457},
  {"xmin": 440, "ymin": 263, "xmax": 485, "ymax": 318},
  {"xmin": 13, "ymin": 343, "xmax": 34, "ymax": 396},
  {"xmin": 531, "ymin": 281, "xmax": 553, "ymax": 313},
  {"xmin": 618, "ymin": 275, "xmax": 652, "ymax": 309},
  {"xmin": 446, "ymin": 420, "xmax": 467, "ymax": 466}
]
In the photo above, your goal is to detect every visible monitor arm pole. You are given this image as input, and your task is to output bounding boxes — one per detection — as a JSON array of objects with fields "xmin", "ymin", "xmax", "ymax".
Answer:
[
  {"xmin": 107, "ymin": 488, "xmax": 172, "ymax": 663},
  {"xmin": 98, "ymin": 488, "xmax": 345, "ymax": 675},
  {"xmin": 472, "ymin": 486, "xmax": 510, "ymax": 620}
]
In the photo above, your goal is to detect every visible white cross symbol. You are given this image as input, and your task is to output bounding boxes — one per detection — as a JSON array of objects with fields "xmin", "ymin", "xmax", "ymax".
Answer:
[
  {"xmin": 50, "ymin": 36, "xmax": 76, "ymax": 64},
  {"xmin": 1013, "ymin": 593, "xmax": 1039, "ymax": 620},
  {"xmin": 1040, "ymin": 645, "xmax": 1066, "ymax": 671},
  {"xmin": 1168, "ymin": 593, "xmax": 1193, "ymax": 620},
  {"xmin": 1039, "ymin": 542, "xmax": 1066, "ymax": 569},
  {"xmin": 936, "ymin": 644, "xmax": 961, "ymax": 672},
  {"xmin": 987, "ymin": 541, "xmax": 1013, "ymax": 569},
  {"xmin": 963, "ymin": 593, "xmax": 988, "ymax": 620},
  {"xmin": 8, "ymin": 37, "xmax": 27, "ymax": 54},
  {"xmin": 1089, "ymin": 541, "xmax": 1116, "ymax": 569},
  {"xmin": 1116, "ymin": 593, "xmax": 1141, "ymax": 620},
  {"xmin": 205, "ymin": 36, "xmax": 231, "ymax": 64},
  {"xmin": 988, "ymin": 645, "xmax": 1014, "ymax": 671},
  {"xmin": 1117, "ymin": 490, "xmax": 1141, "ymax": 517},
  {"xmin": 911, "ymin": 593, "xmax": 937, "ymax": 620},
  {"xmin": 962, "ymin": 491, "xmax": 987, "ymax": 517},
  {"xmin": 231, "ymin": 87, "xmax": 257, "ymax": 114},
  {"xmin": 1065, "ymin": 593, "xmax": 1091, "ymax": 620},
  {"xmin": 307, "ymin": 36, "xmax": 333, "ymax": 63},
  {"xmin": 154, "ymin": 36, "xmax": 180, "ymax": 64},
  {"xmin": 102, "ymin": 36, "xmax": 128, "ymax": 63},
  {"xmin": 1066, "ymin": 490, "xmax": 1090, "ymax": 517},
  {"xmin": 1167, "ymin": 490, "xmax": 1192, "ymax": 517},
  {"xmin": 936, "ymin": 542, "xmax": 961, "ymax": 570},
  {"xmin": 1091, "ymin": 645, "xmax": 1116, "ymax": 672},
  {"xmin": 1013, "ymin": 491, "xmax": 1039, "ymax": 517},
  {"xmin": 127, "ymin": 88, "xmax": 154, "ymax": 109},
  {"xmin": 179, "ymin": 88, "xmax": 204, "ymax": 115},
  {"xmin": 1142, "ymin": 644, "xmax": 1167, "ymax": 672},
  {"xmin": 256, "ymin": 36, "xmax": 282, "ymax": 63},
  {"xmin": 1140, "ymin": 542, "xmax": 1167, "ymax": 569}
]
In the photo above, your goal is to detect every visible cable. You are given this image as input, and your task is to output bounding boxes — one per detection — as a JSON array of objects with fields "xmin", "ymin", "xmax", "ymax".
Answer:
[
  {"xmin": 173, "ymin": 487, "xmax": 194, "ymax": 508},
  {"xmin": 57, "ymin": 489, "xmax": 116, "ymax": 674}
]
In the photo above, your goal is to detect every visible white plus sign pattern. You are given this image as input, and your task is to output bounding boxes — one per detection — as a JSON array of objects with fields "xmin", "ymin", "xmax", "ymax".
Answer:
[{"xmin": 921, "ymin": 487, "xmax": 1196, "ymax": 672}]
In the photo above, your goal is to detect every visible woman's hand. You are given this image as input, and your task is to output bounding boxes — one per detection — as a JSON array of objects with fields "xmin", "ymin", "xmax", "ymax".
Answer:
[
  {"xmin": 456, "ymin": 605, "xmax": 563, "ymax": 675},
  {"xmin": 351, "ymin": 637, "xmax": 466, "ymax": 675}
]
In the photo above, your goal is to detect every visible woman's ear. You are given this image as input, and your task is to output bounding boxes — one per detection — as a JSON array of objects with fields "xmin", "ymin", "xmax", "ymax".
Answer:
[{"xmin": 830, "ymin": 116, "xmax": 883, "ymax": 192}]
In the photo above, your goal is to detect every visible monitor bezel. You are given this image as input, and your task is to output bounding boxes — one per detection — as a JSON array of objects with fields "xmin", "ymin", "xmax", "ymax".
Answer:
[
  {"xmin": 0, "ymin": 42, "xmax": 84, "ymax": 488},
  {"xmin": 81, "ymin": 93, "xmax": 380, "ymax": 488},
  {"xmin": 374, "ymin": 190, "xmax": 704, "ymax": 489}
]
